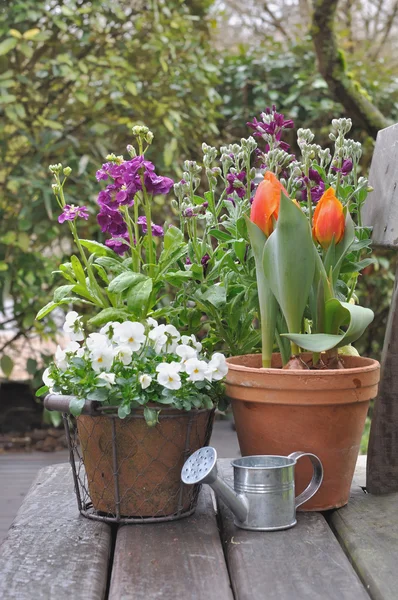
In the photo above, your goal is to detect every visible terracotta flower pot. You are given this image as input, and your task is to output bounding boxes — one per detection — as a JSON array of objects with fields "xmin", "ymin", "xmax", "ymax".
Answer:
[
  {"xmin": 76, "ymin": 407, "xmax": 214, "ymax": 518},
  {"xmin": 226, "ymin": 354, "xmax": 380, "ymax": 510}
]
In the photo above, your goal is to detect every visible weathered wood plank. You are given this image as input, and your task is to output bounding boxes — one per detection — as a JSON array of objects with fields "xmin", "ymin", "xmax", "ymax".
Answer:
[
  {"xmin": 330, "ymin": 459, "xmax": 398, "ymax": 600},
  {"xmin": 217, "ymin": 459, "xmax": 369, "ymax": 600},
  {"xmin": 0, "ymin": 464, "xmax": 111, "ymax": 600},
  {"xmin": 366, "ymin": 261, "xmax": 398, "ymax": 493},
  {"xmin": 109, "ymin": 486, "xmax": 233, "ymax": 600},
  {"xmin": 362, "ymin": 122, "xmax": 398, "ymax": 248}
]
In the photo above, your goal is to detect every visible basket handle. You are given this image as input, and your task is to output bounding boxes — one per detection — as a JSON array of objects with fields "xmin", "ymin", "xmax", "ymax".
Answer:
[{"xmin": 44, "ymin": 394, "xmax": 98, "ymax": 415}]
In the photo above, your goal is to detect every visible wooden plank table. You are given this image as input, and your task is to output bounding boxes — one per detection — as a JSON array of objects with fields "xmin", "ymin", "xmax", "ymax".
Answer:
[{"xmin": 0, "ymin": 457, "xmax": 397, "ymax": 600}]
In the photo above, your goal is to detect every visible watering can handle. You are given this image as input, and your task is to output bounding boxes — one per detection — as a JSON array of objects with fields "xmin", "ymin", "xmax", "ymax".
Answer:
[{"xmin": 288, "ymin": 451, "xmax": 324, "ymax": 509}]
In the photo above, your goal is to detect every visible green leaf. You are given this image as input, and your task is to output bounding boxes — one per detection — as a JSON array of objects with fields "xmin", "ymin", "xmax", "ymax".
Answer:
[
  {"xmin": 144, "ymin": 406, "xmax": 159, "ymax": 427},
  {"xmin": 262, "ymin": 193, "xmax": 315, "ymax": 335},
  {"xmin": 53, "ymin": 285, "xmax": 75, "ymax": 302},
  {"xmin": 26, "ymin": 358, "xmax": 37, "ymax": 376},
  {"xmin": 163, "ymin": 226, "xmax": 184, "ymax": 251},
  {"xmin": 1, "ymin": 355, "xmax": 14, "ymax": 378},
  {"xmin": 107, "ymin": 271, "xmax": 147, "ymax": 294},
  {"xmin": 95, "ymin": 257, "xmax": 126, "ymax": 275},
  {"xmin": 88, "ymin": 308, "xmax": 129, "ymax": 327},
  {"xmin": 163, "ymin": 270, "xmax": 193, "ymax": 286},
  {"xmin": 69, "ymin": 397, "xmax": 86, "ymax": 416},
  {"xmin": 233, "ymin": 239, "xmax": 247, "ymax": 263},
  {"xmin": 87, "ymin": 388, "xmax": 108, "ymax": 402},
  {"xmin": 71, "ymin": 255, "xmax": 86, "ymax": 285},
  {"xmin": 198, "ymin": 284, "xmax": 226, "ymax": 309},
  {"xmin": 332, "ymin": 211, "xmax": 356, "ymax": 283},
  {"xmin": 127, "ymin": 278, "xmax": 153, "ymax": 315},
  {"xmin": 245, "ymin": 217, "xmax": 277, "ymax": 367},
  {"xmin": 283, "ymin": 300, "xmax": 374, "ymax": 352},
  {"xmin": 36, "ymin": 301, "xmax": 59, "ymax": 320},
  {"xmin": 209, "ymin": 229, "xmax": 233, "ymax": 242},
  {"xmin": 36, "ymin": 385, "xmax": 49, "ymax": 397},
  {"xmin": 80, "ymin": 239, "xmax": 117, "ymax": 257},
  {"xmin": 0, "ymin": 38, "xmax": 18, "ymax": 56}
]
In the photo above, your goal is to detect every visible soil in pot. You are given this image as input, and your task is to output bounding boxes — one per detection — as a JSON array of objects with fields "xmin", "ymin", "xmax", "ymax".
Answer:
[
  {"xmin": 226, "ymin": 353, "xmax": 380, "ymax": 511},
  {"xmin": 76, "ymin": 408, "xmax": 214, "ymax": 518}
]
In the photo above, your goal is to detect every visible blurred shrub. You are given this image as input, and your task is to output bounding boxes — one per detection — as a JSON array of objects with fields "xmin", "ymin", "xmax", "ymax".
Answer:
[{"xmin": 0, "ymin": 0, "xmax": 220, "ymax": 354}]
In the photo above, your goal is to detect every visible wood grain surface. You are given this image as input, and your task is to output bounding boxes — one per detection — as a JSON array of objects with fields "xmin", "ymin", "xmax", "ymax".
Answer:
[
  {"xmin": 0, "ymin": 464, "xmax": 111, "ymax": 600},
  {"xmin": 108, "ymin": 485, "xmax": 233, "ymax": 600},
  {"xmin": 330, "ymin": 459, "xmax": 398, "ymax": 600},
  {"xmin": 217, "ymin": 460, "xmax": 370, "ymax": 600}
]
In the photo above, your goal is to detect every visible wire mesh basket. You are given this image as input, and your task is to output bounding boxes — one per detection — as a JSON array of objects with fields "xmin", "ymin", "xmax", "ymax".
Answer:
[{"xmin": 45, "ymin": 394, "xmax": 215, "ymax": 523}]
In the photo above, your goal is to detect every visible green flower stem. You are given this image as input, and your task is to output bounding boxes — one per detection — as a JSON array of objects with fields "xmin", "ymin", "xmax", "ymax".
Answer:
[
  {"xmin": 141, "ymin": 185, "xmax": 155, "ymax": 277},
  {"xmin": 291, "ymin": 341, "xmax": 300, "ymax": 356},
  {"xmin": 122, "ymin": 206, "xmax": 139, "ymax": 272}
]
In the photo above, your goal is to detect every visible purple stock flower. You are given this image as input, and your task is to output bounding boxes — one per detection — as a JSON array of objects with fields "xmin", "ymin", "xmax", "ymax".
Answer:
[
  {"xmin": 332, "ymin": 159, "xmax": 353, "ymax": 176},
  {"xmin": 137, "ymin": 215, "xmax": 164, "ymax": 237},
  {"xmin": 97, "ymin": 205, "xmax": 128, "ymax": 236},
  {"xmin": 144, "ymin": 170, "xmax": 174, "ymax": 195},
  {"xmin": 247, "ymin": 106, "xmax": 294, "ymax": 152},
  {"xmin": 201, "ymin": 253, "xmax": 211, "ymax": 275},
  {"xmin": 300, "ymin": 169, "xmax": 326, "ymax": 204},
  {"xmin": 58, "ymin": 204, "xmax": 89, "ymax": 224},
  {"xmin": 185, "ymin": 256, "xmax": 192, "ymax": 265},
  {"xmin": 105, "ymin": 233, "xmax": 130, "ymax": 256},
  {"xmin": 226, "ymin": 171, "xmax": 248, "ymax": 199}
]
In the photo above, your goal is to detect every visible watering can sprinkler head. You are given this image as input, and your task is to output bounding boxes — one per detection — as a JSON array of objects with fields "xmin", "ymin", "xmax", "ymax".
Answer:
[{"xmin": 181, "ymin": 447, "xmax": 249, "ymax": 524}]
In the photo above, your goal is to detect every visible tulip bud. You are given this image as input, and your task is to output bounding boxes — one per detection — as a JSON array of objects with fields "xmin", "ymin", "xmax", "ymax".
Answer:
[
  {"xmin": 250, "ymin": 171, "xmax": 289, "ymax": 237},
  {"xmin": 312, "ymin": 187, "xmax": 345, "ymax": 249}
]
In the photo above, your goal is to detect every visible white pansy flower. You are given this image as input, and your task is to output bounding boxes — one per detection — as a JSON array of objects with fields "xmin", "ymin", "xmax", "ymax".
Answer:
[
  {"xmin": 185, "ymin": 357, "xmax": 211, "ymax": 382},
  {"xmin": 176, "ymin": 344, "xmax": 197, "ymax": 370},
  {"xmin": 86, "ymin": 333, "xmax": 110, "ymax": 351},
  {"xmin": 181, "ymin": 334, "xmax": 202, "ymax": 352},
  {"xmin": 156, "ymin": 362, "xmax": 181, "ymax": 390},
  {"xmin": 55, "ymin": 345, "xmax": 68, "ymax": 370},
  {"xmin": 63, "ymin": 311, "xmax": 84, "ymax": 342},
  {"xmin": 163, "ymin": 324, "xmax": 181, "ymax": 352},
  {"xmin": 97, "ymin": 372, "xmax": 116, "ymax": 386},
  {"xmin": 146, "ymin": 317, "xmax": 158, "ymax": 329},
  {"xmin": 113, "ymin": 321, "xmax": 146, "ymax": 351},
  {"xmin": 139, "ymin": 374, "xmax": 152, "ymax": 389},
  {"xmin": 90, "ymin": 347, "xmax": 114, "ymax": 372},
  {"xmin": 148, "ymin": 325, "xmax": 168, "ymax": 353},
  {"xmin": 207, "ymin": 353, "xmax": 228, "ymax": 381},
  {"xmin": 114, "ymin": 345, "xmax": 133, "ymax": 366},
  {"xmin": 100, "ymin": 322, "xmax": 118, "ymax": 338},
  {"xmin": 42, "ymin": 367, "xmax": 54, "ymax": 388}
]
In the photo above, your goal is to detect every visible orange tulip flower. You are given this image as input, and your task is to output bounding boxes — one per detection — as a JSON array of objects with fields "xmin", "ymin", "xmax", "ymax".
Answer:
[
  {"xmin": 312, "ymin": 187, "xmax": 345, "ymax": 249},
  {"xmin": 250, "ymin": 171, "xmax": 289, "ymax": 237}
]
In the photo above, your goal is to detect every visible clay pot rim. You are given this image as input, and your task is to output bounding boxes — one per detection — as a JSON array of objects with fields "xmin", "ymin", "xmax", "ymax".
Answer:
[{"xmin": 226, "ymin": 353, "xmax": 380, "ymax": 377}]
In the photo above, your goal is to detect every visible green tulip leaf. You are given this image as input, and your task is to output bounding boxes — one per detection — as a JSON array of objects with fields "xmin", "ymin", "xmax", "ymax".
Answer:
[
  {"xmin": 245, "ymin": 216, "xmax": 277, "ymax": 367},
  {"xmin": 262, "ymin": 193, "xmax": 315, "ymax": 335},
  {"xmin": 282, "ymin": 299, "xmax": 374, "ymax": 352}
]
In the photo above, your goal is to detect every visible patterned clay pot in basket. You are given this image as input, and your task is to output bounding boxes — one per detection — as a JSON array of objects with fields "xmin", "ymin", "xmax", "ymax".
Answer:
[
  {"xmin": 44, "ymin": 394, "xmax": 214, "ymax": 523},
  {"xmin": 76, "ymin": 407, "xmax": 214, "ymax": 518}
]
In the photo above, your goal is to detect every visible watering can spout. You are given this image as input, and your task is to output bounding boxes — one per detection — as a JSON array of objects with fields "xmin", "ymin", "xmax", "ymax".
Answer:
[{"xmin": 181, "ymin": 447, "xmax": 249, "ymax": 524}]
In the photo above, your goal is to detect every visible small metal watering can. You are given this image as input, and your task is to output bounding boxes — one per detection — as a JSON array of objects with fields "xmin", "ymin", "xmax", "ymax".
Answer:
[{"xmin": 181, "ymin": 447, "xmax": 323, "ymax": 531}]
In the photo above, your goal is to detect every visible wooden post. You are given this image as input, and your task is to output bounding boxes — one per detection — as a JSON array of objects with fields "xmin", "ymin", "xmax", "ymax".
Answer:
[{"xmin": 362, "ymin": 122, "xmax": 398, "ymax": 493}]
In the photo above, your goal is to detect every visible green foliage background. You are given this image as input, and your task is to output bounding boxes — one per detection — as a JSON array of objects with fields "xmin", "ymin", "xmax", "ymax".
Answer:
[{"xmin": 1, "ymin": 0, "xmax": 397, "ymax": 377}]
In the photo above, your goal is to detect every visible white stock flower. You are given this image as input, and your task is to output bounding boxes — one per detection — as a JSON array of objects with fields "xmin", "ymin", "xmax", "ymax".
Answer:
[
  {"xmin": 63, "ymin": 311, "xmax": 84, "ymax": 342},
  {"xmin": 176, "ymin": 344, "xmax": 197, "ymax": 370},
  {"xmin": 181, "ymin": 334, "xmax": 202, "ymax": 352},
  {"xmin": 97, "ymin": 372, "xmax": 116, "ymax": 386},
  {"xmin": 146, "ymin": 317, "xmax": 158, "ymax": 329},
  {"xmin": 139, "ymin": 374, "xmax": 152, "ymax": 390},
  {"xmin": 86, "ymin": 333, "xmax": 110, "ymax": 351},
  {"xmin": 114, "ymin": 345, "xmax": 133, "ymax": 365},
  {"xmin": 156, "ymin": 362, "xmax": 181, "ymax": 390},
  {"xmin": 42, "ymin": 367, "xmax": 54, "ymax": 388},
  {"xmin": 113, "ymin": 321, "xmax": 146, "ymax": 351},
  {"xmin": 207, "ymin": 353, "xmax": 228, "ymax": 381},
  {"xmin": 90, "ymin": 347, "xmax": 114, "ymax": 372},
  {"xmin": 185, "ymin": 357, "xmax": 211, "ymax": 382}
]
